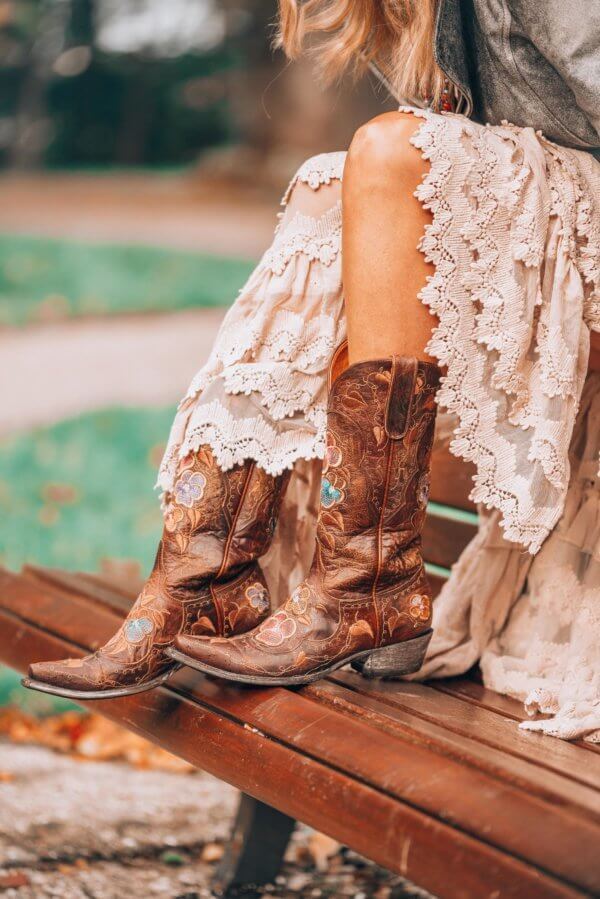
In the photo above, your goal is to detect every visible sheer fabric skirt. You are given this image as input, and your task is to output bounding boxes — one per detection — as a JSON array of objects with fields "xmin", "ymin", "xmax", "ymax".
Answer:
[{"xmin": 158, "ymin": 109, "xmax": 600, "ymax": 741}]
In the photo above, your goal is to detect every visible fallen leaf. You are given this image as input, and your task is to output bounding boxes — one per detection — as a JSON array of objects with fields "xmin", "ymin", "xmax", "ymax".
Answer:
[
  {"xmin": 0, "ymin": 709, "xmax": 194, "ymax": 773},
  {"xmin": 307, "ymin": 832, "xmax": 340, "ymax": 872},
  {"xmin": 0, "ymin": 871, "xmax": 30, "ymax": 890},
  {"xmin": 200, "ymin": 842, "xmax": 224, "ymax": 863}
]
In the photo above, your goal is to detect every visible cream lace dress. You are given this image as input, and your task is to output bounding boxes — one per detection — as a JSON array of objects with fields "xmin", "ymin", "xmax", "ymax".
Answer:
[{"xmin": 158, "ymin": 108, "xmax": 600, "ymax": 742}]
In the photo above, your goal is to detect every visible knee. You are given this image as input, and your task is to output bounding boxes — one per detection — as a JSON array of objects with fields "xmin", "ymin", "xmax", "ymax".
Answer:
[{"xmin": 345, "ymin": 112, "xmax": 424, "ymax": 194}]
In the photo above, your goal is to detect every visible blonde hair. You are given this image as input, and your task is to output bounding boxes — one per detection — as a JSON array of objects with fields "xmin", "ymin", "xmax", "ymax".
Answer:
[{"xmin": 276, "ymin": 0, "xmax": 444, "ymax": 107}]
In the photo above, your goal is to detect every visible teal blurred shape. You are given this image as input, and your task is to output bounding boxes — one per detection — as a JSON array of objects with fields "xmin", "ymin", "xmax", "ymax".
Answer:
[{"xmin": 0, "ymin": 665, "xmax": 79, "ymax": 714}]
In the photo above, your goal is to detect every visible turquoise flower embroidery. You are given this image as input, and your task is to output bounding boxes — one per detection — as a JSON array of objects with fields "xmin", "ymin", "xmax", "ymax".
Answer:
[
  {"xmin": 124, "ymin": 617, "xmax": 154, "ymax": 644},
  {"xmin": 321, "ymin": 477, "xmax": 343, "ymax": 509}
]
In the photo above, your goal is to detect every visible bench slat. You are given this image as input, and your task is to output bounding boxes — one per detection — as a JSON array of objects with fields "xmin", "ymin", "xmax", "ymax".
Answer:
[
  {"xmin": 331, "ymin": 671, "xmax": 600, "ymax": 792},
  {"xmin": 422, "ymin": 513, "xmax": 477, "ymax": 570},
  {"xmin": 182, "ymin": 675, "xmax": 600, "ymax": 892},
  {"xmin": 431, "ymin": 678, "xmax": 600, "ymax": 754},
  {"xmin": 307, "ymin": 680, "xmax": 600, "ymax": 815},
  {"xmin": 430, "ymin": 445, "xmax": 476, "ymax": 512},
  {"xmin": 24, "ymin": 566, "xmax": 134, "ymax": 613}
]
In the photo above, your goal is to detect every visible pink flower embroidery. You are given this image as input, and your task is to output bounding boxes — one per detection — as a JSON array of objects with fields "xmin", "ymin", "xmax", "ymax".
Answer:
[
  {"xmin": 288, "ymin": 585, "xmax": 310, "ymax": 616},
  {"xmin": 164, "ymin": 504, "xmax": 185, "ymax": 532},
  {"xmin": 255, "ymin": 610, "xmax": 297, "ymax": 647},
  {"xmin": 246, "ymin": 582, "xmax": 269, "ymax": 613},
  {"xmin": 324, "ymin": 441, "xmax": 342, "ymax": 474},
  {"xmin": 409, "ymin": 594, "xmax": 431, "ymax": 622}
]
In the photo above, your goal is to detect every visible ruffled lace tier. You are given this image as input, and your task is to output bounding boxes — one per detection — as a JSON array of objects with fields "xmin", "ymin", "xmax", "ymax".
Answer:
[
  {"xmin": 157, "ymin": 153, "xmax": 346, "ymax": 493},
  {"xmin": 405, "ymin": 107, "xmax": 600, "ymax": 553},
  {"xmin": 420, "ymin": 375, "xmax": 600, "ymax": 743}
]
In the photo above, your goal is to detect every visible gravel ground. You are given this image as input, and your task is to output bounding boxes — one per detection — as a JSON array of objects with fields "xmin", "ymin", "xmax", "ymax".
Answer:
[
  {"xmin": 0, "ymin": 743, "xmax": 434, "ymax": 899},
  {"xmin": 0, "ymin": 744, "xmax": 237, "ymax": 868}
]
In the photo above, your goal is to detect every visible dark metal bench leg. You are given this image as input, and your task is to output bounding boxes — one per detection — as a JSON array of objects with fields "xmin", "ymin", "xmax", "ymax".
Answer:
[{"xmin": 212, "ymin": 793, "xmax": 297, "ymax": 897}]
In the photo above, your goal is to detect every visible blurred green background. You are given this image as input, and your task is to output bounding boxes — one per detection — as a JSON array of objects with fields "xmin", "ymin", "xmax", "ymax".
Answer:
[{"xmin": 0, "ymin": 0, "xmax": 392, "ymax": 709}]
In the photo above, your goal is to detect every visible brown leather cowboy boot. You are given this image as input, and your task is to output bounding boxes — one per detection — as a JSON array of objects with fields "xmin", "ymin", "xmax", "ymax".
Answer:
[
  {"xmin": 168, "ymin": 354, "xmax": 440, "ymax": 686},
  {"xmin": 24, "ymin": 448, "xmax": 290, "ymax": 699}
]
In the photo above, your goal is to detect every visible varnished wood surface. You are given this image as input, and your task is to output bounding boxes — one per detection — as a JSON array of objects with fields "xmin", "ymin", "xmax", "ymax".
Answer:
[
  {"xmin": 430, "ymin": 445, "xmax": 476, "ymax": 512},
  {"xmin": 422, "ymin": 513, "xmax": 476, "ymax": 571},
  {"xmin": 0, "ymin": 566, "xmax": 598, "ymax": 898}
]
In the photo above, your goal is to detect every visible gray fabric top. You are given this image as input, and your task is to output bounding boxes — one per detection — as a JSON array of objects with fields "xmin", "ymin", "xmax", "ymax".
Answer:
[{"xmin": 434, "ymin": 0, "xmax": 600, "ymax": 156}]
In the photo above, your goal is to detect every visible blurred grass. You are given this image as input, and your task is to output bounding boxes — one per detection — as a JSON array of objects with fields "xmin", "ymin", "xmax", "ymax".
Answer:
[
  {"xmin": 0, "ymin": 406, "xmax": 175, "ymax": 573},
  {"xmin": 0, "ymin": 667, "xmax": 78, "ymax": 716},
  {"xmin": 0, "ymin": 235, "xmax": 254, "ymax": 327}
]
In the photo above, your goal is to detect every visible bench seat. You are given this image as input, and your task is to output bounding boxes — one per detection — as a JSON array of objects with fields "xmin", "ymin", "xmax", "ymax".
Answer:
[{"xmin": 0, "ymin": 563, "xmax": 599, "ymax": 899}]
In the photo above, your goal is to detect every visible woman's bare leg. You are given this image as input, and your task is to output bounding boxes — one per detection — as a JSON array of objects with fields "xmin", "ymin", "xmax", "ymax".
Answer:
[{"xmin": 343, "ymin": 111, "xmax": 437, "ymax": 365}]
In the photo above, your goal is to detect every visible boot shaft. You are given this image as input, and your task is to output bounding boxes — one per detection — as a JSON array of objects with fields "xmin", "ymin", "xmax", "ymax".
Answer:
[
  {"xmin": 162, "ymin": 449, "xmax": 290, "ymax": 590},
  {"xmin": 316, "ymin": 357, "xmax": 440, "ymax": 598}
]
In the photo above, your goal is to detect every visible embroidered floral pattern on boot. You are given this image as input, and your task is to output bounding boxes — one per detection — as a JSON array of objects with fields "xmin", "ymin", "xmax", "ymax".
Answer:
[
  {"xmin": 26, "ymin": 449, "xmax": 290, "ymax": 698},
  {"xmin": 170, "ymin": 355, "xmax": 441, "ymax": 685}
]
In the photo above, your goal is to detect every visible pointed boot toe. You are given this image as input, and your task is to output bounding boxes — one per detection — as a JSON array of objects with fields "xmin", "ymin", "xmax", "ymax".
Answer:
[
  {"xmin": 28, "ymin": 660, "xmax": 65, "ymax": 685},
  {"xmin": 26, "ymin": 657, "xmax": 102, "ymax": 693},
  {"xmin": 173, "ymin": 633, "xmax": 211, "ymax": 655},
  {"xmin": 169, "ymin": 633, "xmax": 250, "ymax": 679}
]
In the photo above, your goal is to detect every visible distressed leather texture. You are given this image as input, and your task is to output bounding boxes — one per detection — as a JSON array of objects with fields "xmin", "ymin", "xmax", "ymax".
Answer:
[
  {"xmin": 435, "ymin": 0, "xmax": 600, "ymax": 155},
  {"xmin": 29, "ymin": 449, "xmax": 290, "ymax": 692},
  {"xmin": 174, "ymin": 357, "xmax": 441, "ymax": 680}
]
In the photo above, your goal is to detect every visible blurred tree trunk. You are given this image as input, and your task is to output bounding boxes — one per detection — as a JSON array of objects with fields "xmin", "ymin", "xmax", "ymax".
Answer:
[
  {"xmin": 218, "ymin": 0, "xmax": 396, "ymax": 182},
  {"xmin": 9, "ymin": 0, "xmax": 64, "ymax": 168},
  {"xmin": 67, "ymin": 0, "xmax": 94, "ymax": 43},
  {"xmin": 10, "ymin": 0, "xmax": 95, "ymax": 169}
]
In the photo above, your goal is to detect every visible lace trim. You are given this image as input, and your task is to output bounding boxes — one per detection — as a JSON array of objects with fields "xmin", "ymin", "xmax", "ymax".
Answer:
[
  {"xmin": 406, "ymin": 106, "xmax": 600, "ymax": 552},
  {"xmin": 573, "ymin": 152, "xmax": 600, "ymax": 332},
  {"xmin": 222, "ymin": 365, "xmax": 327, "ymax": 423},
  {"xmin": 483, "ymin": 556, "xmax": 600, "ymax": 742},
  {"xmin": 157, "ymin": 151, "xmax": 346, "ymax": 495},
  {"xmin": 182, "ymin": 307, "xmax": 343, "ymax": 408},
  {"xmin": 264, "ymin": 204, "xmax": 342, "ymax": 276},
  {"xmin": 281, "ymin": 151, "xmax": 346, "ymax": 204},
  {"xmin": 170, "ymin": 399, "xmax": 326, "ymax": 477}
]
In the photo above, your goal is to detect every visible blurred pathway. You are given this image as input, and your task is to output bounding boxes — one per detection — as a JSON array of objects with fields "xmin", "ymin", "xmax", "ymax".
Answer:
[
  {"xmin": 0, "ymin": 172, "xmax": 280, "ymax": 434},
  {"xmin": 0, "ymin": 172, "xmax": 277, "ymax": 258},
  {"xmin": 0, "ymin": 308, "xmax": 224, "ymax": 436}
]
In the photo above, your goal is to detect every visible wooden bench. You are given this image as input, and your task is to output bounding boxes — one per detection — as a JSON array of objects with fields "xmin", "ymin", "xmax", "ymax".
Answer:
[{"xmin": 1, "ymin": 448, "xmax": 599, "ymax": 899}]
